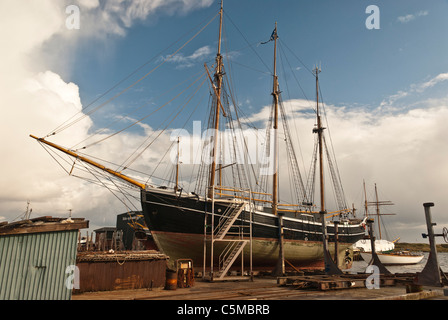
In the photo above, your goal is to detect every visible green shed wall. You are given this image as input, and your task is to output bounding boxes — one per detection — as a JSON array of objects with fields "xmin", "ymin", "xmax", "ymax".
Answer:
[{"xmin": 0, "ymin": 230, "xmax": 78, "ymax": 300}]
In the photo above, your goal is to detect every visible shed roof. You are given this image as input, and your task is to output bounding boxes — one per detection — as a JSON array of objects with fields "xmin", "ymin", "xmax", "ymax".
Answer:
[{"xmin": 0, "ymin": 216, "xmax": 89, "ymax": 236}]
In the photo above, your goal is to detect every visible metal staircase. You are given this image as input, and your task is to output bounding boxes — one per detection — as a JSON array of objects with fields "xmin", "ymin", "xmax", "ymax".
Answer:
[
  {"xmin": 214, "ymin": 203, "xmax": 245, "ymax": 240},
  {"xmin": 203, "ymin": 187, "xmax": 253, "ymax": 282},
  {"xmin": 216, "ymin": 241, "xmax": 247, "ymax": 279}
]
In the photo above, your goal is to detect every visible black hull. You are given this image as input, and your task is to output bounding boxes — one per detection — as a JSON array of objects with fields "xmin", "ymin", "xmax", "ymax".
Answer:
[{"xmin": 141, "ymin": 188, "xmax": 366, "ymax": 269}]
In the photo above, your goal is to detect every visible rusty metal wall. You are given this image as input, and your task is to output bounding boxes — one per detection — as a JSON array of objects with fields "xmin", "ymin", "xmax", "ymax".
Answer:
[
  {"xmin": 75, "ymin": 259, "xmax": 167, "ymax": 293},
  {"xmin": 0, "ymin": 230, "xmax": 78, "ymax": 300}
]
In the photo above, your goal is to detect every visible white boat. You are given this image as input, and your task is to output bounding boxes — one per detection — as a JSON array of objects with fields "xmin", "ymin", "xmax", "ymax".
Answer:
[
  {"xmin": 356, "ymin": 183, "xmax": 424, "ymax": 265},
  {"xmin": 353, "ymin": 238, "xmax": 395, "ymax": 253},
  {"xmin": 360, "ymin": 251, "xmax": 424, "ymax": 266}
]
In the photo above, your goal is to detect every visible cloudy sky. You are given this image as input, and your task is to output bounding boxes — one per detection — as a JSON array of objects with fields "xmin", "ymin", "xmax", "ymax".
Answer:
[{"xmin": 1, "ymin": 0, "xmax": 447, "ymax": 243}]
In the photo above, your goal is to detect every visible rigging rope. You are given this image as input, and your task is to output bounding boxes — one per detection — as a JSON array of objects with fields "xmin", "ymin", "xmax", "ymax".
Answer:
[
  {"xmin": 79, "ymin": 161, "xmax": 140, "ymax": 213},
  {"xmin": 278, "ymin": 42, "xmax": 310, "ymax": 184},
  {"xmin": 279, "ymin": 39, "xmax": 315, "ymax": 77},
  {"xmin": 123, "ymin": 75, "xmax": 207, "ymax": 171},
  {"xmin": 47, "ymin": 12, "xmax": 219, "ymax": 138},
  {"xmin": 223, "ymin": 10, "xmax": 272, "ymax": 74},
  {"xmin": 80, "ymin": 72, "xmax": 206, "ymax": 150},
  {"xmin": 146, "ymin": 89, "xmax": 207, "ymax": 186},
  {"xmin": 319, "ymin": 82, "xmax": 349, "ymax": 211},
  {"xmin": 70, "ymin": 69, "xmax": 205, "ymax": 151}
]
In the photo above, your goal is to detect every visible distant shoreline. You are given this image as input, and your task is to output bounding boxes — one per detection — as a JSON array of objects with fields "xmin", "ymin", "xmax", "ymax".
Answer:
[{"xmin": 395, "ymin": 242, "xmax": 448, "ymax": 253}]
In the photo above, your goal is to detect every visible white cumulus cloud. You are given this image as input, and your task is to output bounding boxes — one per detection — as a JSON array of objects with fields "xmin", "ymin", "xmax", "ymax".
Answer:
[{"xmin": 0, "ymin": 0, "xmax": 214, "ymax": 229}]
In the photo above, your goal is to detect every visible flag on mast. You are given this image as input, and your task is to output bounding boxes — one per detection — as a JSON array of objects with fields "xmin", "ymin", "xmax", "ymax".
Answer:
[{"xmin": 261, "ymin": 28, "xmax": 278, "ymax": 45}]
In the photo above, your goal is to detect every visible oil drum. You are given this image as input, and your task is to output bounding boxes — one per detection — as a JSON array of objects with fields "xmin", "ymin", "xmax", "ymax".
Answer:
[{"xmin": 165, "ymin": 269, "xmax": 177, "ymax": 290}]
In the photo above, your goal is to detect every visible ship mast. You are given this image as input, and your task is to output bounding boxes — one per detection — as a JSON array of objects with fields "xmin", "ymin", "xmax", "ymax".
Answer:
[
  {"xmin": 313, "ymin": 65, "xmax": 325, "ymax": 213},
  {"xmin": 365, "ymin": 183, "xmax": 395, "ymax": 239},
  {"xmin": 272, "ymin": 22, "xmax": 279, "ymax": 217},
  {"xmin": 363, "ymin": 179, "xmax": 368, "ymax": 217},
  {"xmin": 175, "ymin": 137, "xmax": 180, "ymax": 193},
  {"xmin": 374, "ymin": 183, "xmax": 382, "ymax": 239},
  {"xmin": 269, "ymin": 23, "xmax": 285, "ymax": 276},
  {"xmin": 208, "ymin": 0, "xmax": 224, "ymax": 198}
]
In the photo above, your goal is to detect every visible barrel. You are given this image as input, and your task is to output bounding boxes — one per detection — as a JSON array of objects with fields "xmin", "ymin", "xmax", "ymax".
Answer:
[{"xmin": 165, "ymin": 270, "xmax": 177, "ymax": 290}]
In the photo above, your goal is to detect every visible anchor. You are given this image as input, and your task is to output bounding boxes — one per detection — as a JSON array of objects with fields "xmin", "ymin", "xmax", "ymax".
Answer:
[{"xmin": 415, "ymin": 203, "xmax": 448, "ymax": 287}]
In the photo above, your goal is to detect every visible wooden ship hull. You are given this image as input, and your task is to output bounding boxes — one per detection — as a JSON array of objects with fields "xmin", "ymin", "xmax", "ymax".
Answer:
[{"xmin": 142, "ymin": 188, "xmax": 366, "ymax": 270}]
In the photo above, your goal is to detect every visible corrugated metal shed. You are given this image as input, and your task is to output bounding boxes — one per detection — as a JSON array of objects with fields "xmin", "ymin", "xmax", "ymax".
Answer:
[{"xmin": 0, "ymin": 217, "xmax": 88, "ymax": 300}]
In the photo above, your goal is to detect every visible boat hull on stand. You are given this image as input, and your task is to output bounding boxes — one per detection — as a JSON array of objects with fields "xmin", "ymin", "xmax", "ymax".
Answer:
[{"xmin": 141, "ymin": 188, "xmax": 366, "ymax": 270}]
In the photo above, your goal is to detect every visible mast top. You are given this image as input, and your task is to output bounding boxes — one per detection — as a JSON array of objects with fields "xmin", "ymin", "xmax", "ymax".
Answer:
[{"xmin": 313, "ymin": 64, "xmax": 321, "ymax": 76}]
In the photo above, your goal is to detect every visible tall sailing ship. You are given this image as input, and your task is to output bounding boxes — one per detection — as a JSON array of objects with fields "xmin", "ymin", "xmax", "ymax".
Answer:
[{"xmin": 31, "ymin": 1, "xmax": 366, "ymax": 274}]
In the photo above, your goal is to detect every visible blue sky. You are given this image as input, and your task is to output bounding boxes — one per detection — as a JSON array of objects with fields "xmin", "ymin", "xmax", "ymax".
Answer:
[
  {"xmin": 68, "ymin": 0, "xmax": 448, "ymax": 120},
  {"xmin": 2, "ymin": 0, "xmax": 448, "ymax": 242}
]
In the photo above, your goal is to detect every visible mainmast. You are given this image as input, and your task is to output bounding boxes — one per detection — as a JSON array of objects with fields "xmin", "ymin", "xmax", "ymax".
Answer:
[
  {"xmin": 313, "ymin": 66, "xmax": 325, "ymax": 213},
  {"xmin": 208, "ymin": 0, "xmax": 224, "ymax": 198},
  {"xmin": 271, "ymin": 22, "xmax": 279, "ymax": 217},
  {"xmin": 269, "ymin": 23, "xmax": 285, "ymax": 276}
]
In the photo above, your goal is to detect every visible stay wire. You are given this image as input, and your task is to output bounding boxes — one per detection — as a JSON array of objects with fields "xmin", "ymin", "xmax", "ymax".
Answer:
[
  {"xmin": 48, "ymin": 10, "xmax": 219, "ymax": 139},
  {"xmin": 123, "ymin": 75, "xmax": 207, "ymax": 171},
  {"xmin": 47, "ymin": 12, "xmax": 219, "ymax": 137},
  {"xmin": 279, "ymin": 39, "xmax": 315, "ymax": 77},
  {"xmin": 223, "ymin": 10, "xmax": 272, "ymax": 74},
  {"xmin": 79, "ymin": 161, "xmax": 139, "ymax": 212},
  {"xmin": 81, "ymin": 72, "xmax": 206, "ymax": 150},
  {"xmin": 70, "ymin": 69, "xmax": 205, "ymax": 151},
  {"xmin": 146, "ymin": 82, "xmax": 207, "ymax": 185}
]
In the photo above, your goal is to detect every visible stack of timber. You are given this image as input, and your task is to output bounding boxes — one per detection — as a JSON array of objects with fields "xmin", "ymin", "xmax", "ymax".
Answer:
[{"xmin": 277, "ymin": 273, "xmax": 416, "ymax": 291}]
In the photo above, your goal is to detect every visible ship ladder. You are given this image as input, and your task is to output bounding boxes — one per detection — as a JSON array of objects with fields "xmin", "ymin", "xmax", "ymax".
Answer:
[
  {"xmin": 214, "ymin": 202, "xmax": 245, "ymax": 240},
  {"xmin": 216, "ymin": 241, "xmax": 248, "ymax": 280}
]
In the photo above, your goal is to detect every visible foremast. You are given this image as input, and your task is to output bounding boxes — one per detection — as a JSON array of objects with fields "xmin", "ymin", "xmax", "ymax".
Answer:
[{"xmin": 208, "ymin": 0, "xmax": 224, "ymax": 198}]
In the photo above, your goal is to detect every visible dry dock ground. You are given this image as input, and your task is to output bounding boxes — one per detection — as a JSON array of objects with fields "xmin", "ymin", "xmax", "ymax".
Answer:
[{"xmin": 72, "ymin": 277, "xmax": 446, "ymax": 301}]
